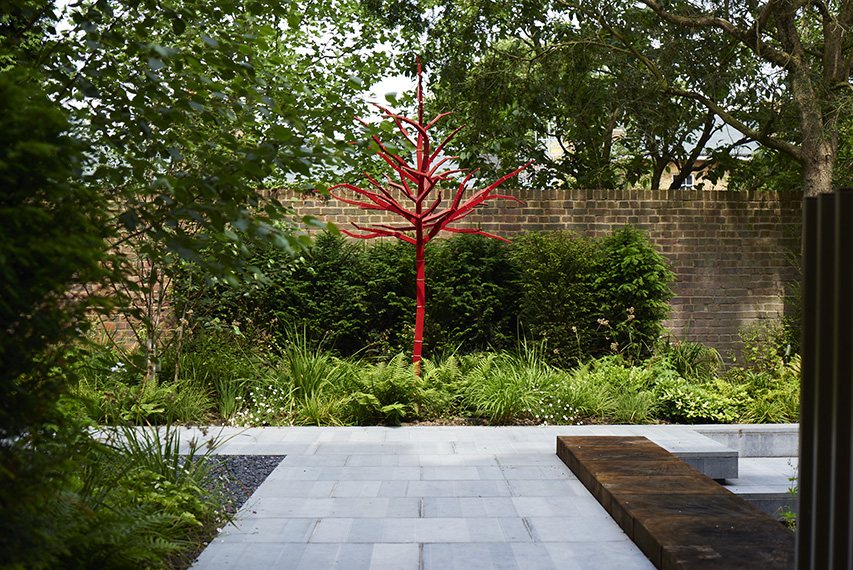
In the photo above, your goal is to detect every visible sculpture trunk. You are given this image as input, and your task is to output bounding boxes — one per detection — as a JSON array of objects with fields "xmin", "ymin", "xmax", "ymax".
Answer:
[{"xmin": 413, "ymin": 234, "xmax": 425, "ymax": 370}]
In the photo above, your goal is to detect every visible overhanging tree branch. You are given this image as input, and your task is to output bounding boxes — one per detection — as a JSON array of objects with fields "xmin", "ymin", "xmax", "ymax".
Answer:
[
  {"xmin": 637, "ymin": 0, "xmax": 795, "ymax": 70},
  {"xmin": 666, "ymin": 86, "xmax": 804, "ymax": 161}
]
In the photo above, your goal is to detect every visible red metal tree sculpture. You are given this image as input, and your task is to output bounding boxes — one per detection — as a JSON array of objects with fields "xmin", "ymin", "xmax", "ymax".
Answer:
[{"xmin": 329, "ymin": 62, "xmax": 532, "ymax": 369}]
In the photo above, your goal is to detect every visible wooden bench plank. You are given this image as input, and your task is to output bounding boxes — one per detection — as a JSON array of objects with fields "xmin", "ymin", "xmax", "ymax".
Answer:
[{"xmin": 557, "ymin": 435, "xmax": 794, "ymax": 569}]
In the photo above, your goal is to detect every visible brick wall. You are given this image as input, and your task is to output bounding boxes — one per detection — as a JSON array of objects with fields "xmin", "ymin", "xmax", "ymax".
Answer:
[{"xmin": 289, "ymin": 188, "xmax": 803, "ymax": 360}]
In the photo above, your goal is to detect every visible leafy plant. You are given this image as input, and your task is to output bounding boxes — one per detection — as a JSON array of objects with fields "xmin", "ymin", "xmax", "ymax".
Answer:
[
  {"xmin": 653, "ymin": 333, "xmax": 724, "ymax": 383},
  {"xmin": 542, "ymin": 356, "xmax": 659, "ymax": 423},
  {"xmin": 0, "ymin": 73, "xmax": 113, "ymax": 553},
  {"xmin": 511, "ymin": 231, "xmax": 600, "ymax": 366},
  {"xmin": 419, "ymin": 354, "xmax": 470, "ymax": 418},
  {"xmin": 343, "ymin": 354, "xmax": 435, "ymax": 425},
  {"xmin": 3, "ymin": 414, "xmax": 236, "ymax": 569},
  {"xmin": 425, "ymin": 234, "xmax": 521, "ymax": 354},
  {"xmin": 653, "ymin": 374, "xmax": 739, "ymax": 423},
  {"xmin": 738, "ymin": 318, "xmax": 795, "ymax": 371},
  {"xmin": 230, "ymin": 383, "xmax": 295, "ymax": 427},
  {"xmin": 778, "ymin": 461, "xmax": 798, "ymax": 529},
  {"xmin": 463, "ymin": 344, "xmax": 556, "ymax": 424},
  {"xmin": 279, "ymin": 326, "xmax": 346, "ymax": 401},
  {"xmin": 512, "ymin": 227, "xmax": 675, "ymax": 365},
  {"xmin": 211, "ymin": 376, "xmax": 249, "ymax": 421}
]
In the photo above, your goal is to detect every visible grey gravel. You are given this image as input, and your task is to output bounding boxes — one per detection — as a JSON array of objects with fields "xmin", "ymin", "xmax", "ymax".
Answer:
[{"xmin": 206, "ymin": 455, "xmax": 285, "ymax": 512}]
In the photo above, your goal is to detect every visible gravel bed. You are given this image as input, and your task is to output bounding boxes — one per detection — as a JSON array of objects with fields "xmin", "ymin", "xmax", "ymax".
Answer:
[{"xmin": 205, "ymin": 455, "xmax": 285, "ymax": 511}]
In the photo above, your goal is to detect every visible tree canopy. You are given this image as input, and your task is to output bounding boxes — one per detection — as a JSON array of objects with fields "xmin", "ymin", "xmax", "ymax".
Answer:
[
  {"xmin": 374, "ymin": 0, "xmax": 853, "ymax": 195},
  {"xmin": 631, "ymin": 0, "xmax": 853, "ymax": 196},
  {"xmin": 0, "ymin": 1, "xmax": 394, "ymax": 562},
  {"xmin": 3, "ymin": 0, "xmax": 400, "ymax": 379}
]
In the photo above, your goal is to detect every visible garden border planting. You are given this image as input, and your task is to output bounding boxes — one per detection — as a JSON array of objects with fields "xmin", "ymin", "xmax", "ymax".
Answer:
[{"xmin": 291, "ymin": 187, "xmax": 802, "ymax": 360}]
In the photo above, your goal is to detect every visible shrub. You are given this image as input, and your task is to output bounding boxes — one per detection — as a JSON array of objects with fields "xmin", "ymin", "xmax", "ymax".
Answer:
[
  {"xmin": 254, "ymin": 232, "xmax": 373, "ymax": 355},
  {"xmin": 652, "ymin": 334, "xmax": 724, "ymax": 383},
  {"xmin": 738, "ymin": 318, "xmax": 796, "ymax": 370},
  {"xmin": 425, "ymin": 234, "xmax": 521, "ymax": 354},
  {"xmin": 535, "ymin": 356, "xmax": 659, "ymax": 424},
  {"xmin": 3, "ymin": 415, "xmax": 235, "ymax": 569},
  {"xmin": 594, "ymin": 226, "xmax": 675, "ymax": 359},
  {"xmin": 341, "ymin": 354, "xmax": 435, "ymax": 425},
  {"xmin": 69, "ymin": 342, "xmax": 220, "ymax": 425},
  {"xmin": 174, "ymin": 226, "xmax": 674, "ymax": 365},
  {"xmin": 653, "ymin": 374, "xmax": 740, "ymax": 423},
  {"xmin": 512, "ymin": 227, "xmax": 674, "ymax": 365},
  {"xmin": 462, "ymin": 344, "xmax": 557, "ymax": 424},
  {"xmin": 360, "ymin": 239, "xmax": 417, "ymax": 357},
  {"xmin": 510, "ymin": 231, "xmax": 599, "ymax": 366},
  {"xmin": 721, "ymin": 356, "xmax": 800, "ymax": 423},
  {"xmin": 419, "ymin": 354, "xmax": 472, "ymax": 418},
  {"xmin": 174, "ymin": 232, "xmax": 521, "ymax": 359}
]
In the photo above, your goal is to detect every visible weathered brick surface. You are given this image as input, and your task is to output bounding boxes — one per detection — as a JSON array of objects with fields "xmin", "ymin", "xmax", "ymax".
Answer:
[{"xmin": 288, "ymin": 188, "xmax": 803, "ymax": 360}]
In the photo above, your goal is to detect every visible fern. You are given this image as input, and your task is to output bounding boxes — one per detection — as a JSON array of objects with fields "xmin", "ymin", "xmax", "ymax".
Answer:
[{"xmin": 344, "ymin": 354, "xmax": 422, "ymax": 424}]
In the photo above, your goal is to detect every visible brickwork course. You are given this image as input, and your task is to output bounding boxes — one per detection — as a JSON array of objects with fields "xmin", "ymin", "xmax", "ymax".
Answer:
[{"xmin": 286, "ymin": 188, "xmax": 803, "ymax": 360}]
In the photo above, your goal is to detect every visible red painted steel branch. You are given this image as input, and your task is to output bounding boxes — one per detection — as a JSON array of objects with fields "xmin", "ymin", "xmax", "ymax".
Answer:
[{"xmin": 329, "ymin": 60, "xmax": 531, "ymax": 370}]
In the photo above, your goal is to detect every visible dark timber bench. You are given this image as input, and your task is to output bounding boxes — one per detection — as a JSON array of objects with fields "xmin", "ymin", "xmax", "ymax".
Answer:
[{"xmin": 556, "ymin": 436, "xmax": 794, "ymax": 569}]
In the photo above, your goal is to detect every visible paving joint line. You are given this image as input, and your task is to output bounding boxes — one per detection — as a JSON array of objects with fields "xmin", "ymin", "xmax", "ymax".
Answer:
[
  {"xmin": 307, "ymin": 518, "xmax": 321, "ymax": 543},
  {"xmin": 521, "ymin": 517, "xmax": 535, "ymax": 541}
]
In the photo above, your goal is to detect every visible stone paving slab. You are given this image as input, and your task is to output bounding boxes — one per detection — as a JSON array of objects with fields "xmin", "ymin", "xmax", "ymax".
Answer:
[
  {"xmin": 189, "ymin": 426, "xmax": 795, "ymax": 570},
  {"xmin": 694, "ymin": 424, "xmax": 799, "ymax": 457},
  {"xmin": 723, "ymin": 456, "xmax": 798, "ymax": 518}
]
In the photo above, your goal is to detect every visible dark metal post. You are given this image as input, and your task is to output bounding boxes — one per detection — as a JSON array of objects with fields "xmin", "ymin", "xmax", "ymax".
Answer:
[
  {"xmin": 831, "ymin": 189, "xmax": 853, "ymax": 569},
  {"xmin": 796, "ymin": 196, "xmax": 817, "ymax": 570},
  {"xmin": 797, "ymin": 189, "xmax": 853, "ymax": 570},
  {"xmin": 811, "ymin": 193, "xmax": 835, "ymax": 570}
]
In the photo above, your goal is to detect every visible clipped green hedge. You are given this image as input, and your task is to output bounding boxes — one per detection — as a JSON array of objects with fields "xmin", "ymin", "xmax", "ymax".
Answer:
[
  {"xmin": 173, "ymin": 227, "xmax": 673, "ymax": 363},
  {"xmin": 512, "ymin": 226, "xmax": 674, "ymax": 366}
]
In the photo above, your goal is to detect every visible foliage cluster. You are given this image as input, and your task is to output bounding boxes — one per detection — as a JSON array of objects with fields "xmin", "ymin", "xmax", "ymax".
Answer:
[
  {"xmin": 1, "ymin": 1, "xmax": 394, "ymax": 567},
  {"xmin": 0, "ymin": 68, "xmax": 110, "ymax": 440},
  {"xmin": 2, "ymin": 415, "xmax": 235, "ymax": 570},
  {"xmin": 512, "ymin": 226, "xmax": 674, "ymax": 365},
  {"xmin": 72, "ymin": 329, "xmax": 799, "ymax": 430},
  {"xmin": 173, "ymin": 226, "xmax": 674, "ymax": 365},
  {"xmin": 381, "ymin": 0, "xmax": 853, "ymax": 196}
]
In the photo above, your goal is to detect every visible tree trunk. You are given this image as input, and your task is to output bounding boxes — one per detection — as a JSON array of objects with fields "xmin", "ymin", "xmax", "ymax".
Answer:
[
  {"xmin": 802, "ymin": 138, "xmax": 837, "ymax": 196},
  {"xmin": 650, "ymin": 157, "xmax": 666, "ymax": 190},
  {"xmin": 670, "ymin": 111, "xmax": 716, "ymax": 190}
]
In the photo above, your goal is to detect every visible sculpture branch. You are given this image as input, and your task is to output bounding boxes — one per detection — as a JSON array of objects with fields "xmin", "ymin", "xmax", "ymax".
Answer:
[{"xmin": 328, "ymin": 59, "xmax": 531, "ymax": 371}]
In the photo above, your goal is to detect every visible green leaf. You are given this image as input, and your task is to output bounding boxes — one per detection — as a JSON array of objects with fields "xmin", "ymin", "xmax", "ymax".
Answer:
[
  {"xmin": 302, "ymin": 215, "xmax": 326, "ymax": 230},
  {"xmin": 171, "ymin": 17, "xmax": 186, "ymax": 35},
  {"xmin": 148, "ymin": 57, "xmax": 165, "ymax": 71},
  {"xmin": 287, "ymin": 11, "xmax": 302, "ymax": 29}
]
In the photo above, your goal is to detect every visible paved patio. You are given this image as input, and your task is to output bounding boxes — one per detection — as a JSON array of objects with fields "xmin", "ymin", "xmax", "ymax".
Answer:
[{"xmin": 186, "ymin": 425, "xmax": 797, "ymax": 570}]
